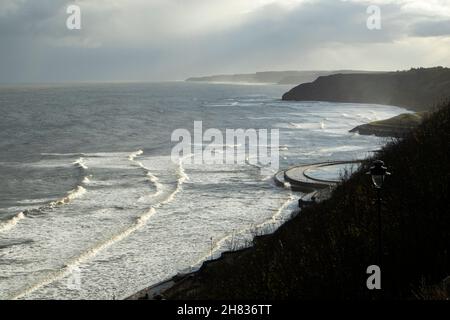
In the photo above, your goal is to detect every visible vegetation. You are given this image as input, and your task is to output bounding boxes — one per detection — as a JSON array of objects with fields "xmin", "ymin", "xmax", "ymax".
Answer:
[
  {"xmin": 164, "ymin": 101, "xmax": 450, "ymax": 300},
  {"xmin": 350, "ymin": 112, "xmax": 426, "ymax": 137},
  {"xmin": 283, "ymin": 67, "xmax": 450, "ymax": 112}
]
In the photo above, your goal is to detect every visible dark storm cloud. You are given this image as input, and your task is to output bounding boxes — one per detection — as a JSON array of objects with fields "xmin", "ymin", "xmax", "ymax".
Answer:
[{"xmin": 0, "ymin": 0, "xmax": 449, "ymax": 83}]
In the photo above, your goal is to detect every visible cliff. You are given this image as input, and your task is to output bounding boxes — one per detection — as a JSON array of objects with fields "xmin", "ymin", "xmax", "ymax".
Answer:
[
  {"xmin": 161, "ymin": 101, "xmax": 450, "ymax": 300},
  {"xmin": 350, "ymin": 112, "xmax": 425, "ymax": 137},
  {"xmin": 282, "ymin": 67, "xmax": 450, "ymax": 112},
  {"xmin": 186, "ymin": 70, "xmax": 381, "ymax": 85}
]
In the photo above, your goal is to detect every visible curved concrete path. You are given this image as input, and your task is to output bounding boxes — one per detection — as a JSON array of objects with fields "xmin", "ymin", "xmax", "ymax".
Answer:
[{"xmin": 275, "ymin": 160, "xmax": 362, "ymax": 193}]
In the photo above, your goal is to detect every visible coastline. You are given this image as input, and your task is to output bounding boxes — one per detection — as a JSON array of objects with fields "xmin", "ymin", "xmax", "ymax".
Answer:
[
  {"xmin": 129, "ymin": 101, "xmax": 450, "ymax": 299},
  {"xmin": 349, "ymin": 112, "xmax": 425, "ymax": 137},
  {"xmin": 126, "ymin": 196, "xmax": 300, "ymax": 300},
  {"xmin": 126, "ymin": 191, "xmax": 329, "ymax": 300},
  {"xmin": 1, "ymin": 82, "xmax": 399, "ymax": 299},
  {"xmin": 126, "ymin": 166, "xmax": 335, "ymax": 300},
  {"xmin": 126, "ymin": 247, "xmax": 254, "ymax": 300},
  {"xmin": 152, "ymin": 102, "xmax": 450, "ymax": 300}
]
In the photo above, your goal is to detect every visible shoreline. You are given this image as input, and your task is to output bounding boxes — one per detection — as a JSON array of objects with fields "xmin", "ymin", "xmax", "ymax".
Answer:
[
  {"xmin": 126, "ymin": 163, "xmax": 336, "ymax": 300},
  {"xmin": 349, "ymin": 112, "xmax": 424, "ymax": 137},
  {"xmin": 126, "ymin": 197, "xmax": 300, "ymax": 300},
  {"xmin": 126, "ymin": 246, "xmax": 254, "ymax": 300}
]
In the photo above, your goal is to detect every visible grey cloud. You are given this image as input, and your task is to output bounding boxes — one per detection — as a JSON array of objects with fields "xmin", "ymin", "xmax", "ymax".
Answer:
[
  {"xmin": 0, "ymin": 0, "xmax": 449, "ymax": 83},
  {"xmin": 410, "ymin": 19, "xmax": 450, "ymax": 37},
  {"xmin": 0, "ymin": 0, "xmax": 66, "ymax": 36}
]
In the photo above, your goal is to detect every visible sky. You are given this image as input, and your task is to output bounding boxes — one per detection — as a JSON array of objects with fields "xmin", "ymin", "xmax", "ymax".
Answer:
[{"xmin": 0, "ymin": 0, "xmax": 449, "ymax": 83}]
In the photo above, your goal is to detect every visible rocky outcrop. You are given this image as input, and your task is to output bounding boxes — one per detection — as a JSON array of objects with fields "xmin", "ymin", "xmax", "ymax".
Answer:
[{"xmin": 350, "ymin": 113, "xmax": 425, "ymax": 137}]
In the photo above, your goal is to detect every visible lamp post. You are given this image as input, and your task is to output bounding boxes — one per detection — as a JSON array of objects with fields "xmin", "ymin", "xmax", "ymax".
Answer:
[
  {"xmin": 210, "ymin": 237, "xmax": 213, "ymax": 261},
  {"xmin": 367, "ymin": 160, "xmax": 390, "ymax": 268}
]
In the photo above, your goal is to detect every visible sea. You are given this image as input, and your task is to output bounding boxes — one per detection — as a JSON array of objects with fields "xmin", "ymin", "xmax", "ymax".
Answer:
[{"xmin": 0, "ymin": 82, "xmax": 409, "ymax": 299}]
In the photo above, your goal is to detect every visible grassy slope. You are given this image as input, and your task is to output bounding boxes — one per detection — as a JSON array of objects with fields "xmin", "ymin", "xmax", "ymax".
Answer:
[
  {"xmin": 165, "ymin": 102, "xmax": 450, "ymax": 300},
  {"xmin": 368, "ymin": 113, "xmax": 424, "ymax": 127},
  {"xmin": 349, "ymin": 113, "xmax": 426, "ymax": 137}
]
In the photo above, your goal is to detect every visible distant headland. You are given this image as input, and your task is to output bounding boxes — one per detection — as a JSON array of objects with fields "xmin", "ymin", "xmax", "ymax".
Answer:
[
  {"xmin": 186, "ymin": 70, "xmax": 383, "ymax": 85},
  {"xmin": 281, "ymin": 67, "xmax": 450, "ymax": 137},
  {"xmin": 282, "ymin": 67, "xmax": 450, "ymax": 112}
]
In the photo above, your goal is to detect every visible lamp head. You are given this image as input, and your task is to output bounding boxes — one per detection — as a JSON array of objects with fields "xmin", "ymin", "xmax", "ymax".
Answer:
[{"xmin": 368, "ymin": 160, "xmax": 390, "ymax": 189}]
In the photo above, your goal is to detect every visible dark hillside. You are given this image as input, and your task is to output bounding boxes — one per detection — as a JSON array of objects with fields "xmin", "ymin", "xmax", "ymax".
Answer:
[
  {"xmin": 164, "ymin": 101, "xmax": 450, "ymax": 300},
  {"xmin": 282, "ymin": 67, "xmax": 450, "ymax": 112}
]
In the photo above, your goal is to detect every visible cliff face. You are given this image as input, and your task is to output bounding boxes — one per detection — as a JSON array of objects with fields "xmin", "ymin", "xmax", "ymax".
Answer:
[{"xmin": 282, "ymin": 67, "xmax": 450, "ymax": 111}]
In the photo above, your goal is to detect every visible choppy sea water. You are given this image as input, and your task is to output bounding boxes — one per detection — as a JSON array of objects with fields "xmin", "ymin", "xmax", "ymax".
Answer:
[{"xmin": 0, "ymin": 82, "xmax": 408, "ymax": 299}]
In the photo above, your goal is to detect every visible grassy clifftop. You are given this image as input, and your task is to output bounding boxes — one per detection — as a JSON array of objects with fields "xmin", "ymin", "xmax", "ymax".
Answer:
[
  {"xmin": 350, "ymin": 112, "xmax": 425, "ymax": 137},
  {"xmin": 282, "ymin": 67, "xmax": 450, "ymax": 112},
  {"xmin": 164, "ymin": 101, "xmax": 450, "ymax": 300}
]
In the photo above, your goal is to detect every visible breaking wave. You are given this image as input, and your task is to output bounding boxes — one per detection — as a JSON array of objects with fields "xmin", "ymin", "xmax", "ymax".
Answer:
[
  {"xmin": 48, "ymin": 186, "xmax": 87, "ymax": 207},
  {"xmin": 158, "ymin": 157, "xmax": 189, "ymax": 206},
  {"xmin": 128, "ymin": 150, "xmax": 163, "ymax": 198},
  {"xmin": 73, "ymin": 158, "xmax": 88, "ymax": 170},
  {"xmin": 10, "ymin": 151, "xmax": 191, "ymax": 299},
  {"xmin": 10, "ymin": 206, "xmax": 158, "ymax": 300},
  {"xmin": 190, "ymin": 192, "xmax": 295, "ymax": 269},
  {"xmin": 82, "ymin": 176, "xmax": 92, "ymax": 184},
  {"xmin": 0, "ymin": 212, "xmax": 26, "ymax": 233},
  {"xmin": 0, "ymin": 185, "xmax": 87, "ymax": 234}
]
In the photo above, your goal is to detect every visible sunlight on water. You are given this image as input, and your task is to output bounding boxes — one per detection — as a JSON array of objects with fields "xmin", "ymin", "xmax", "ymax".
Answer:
[{"xmin": 0, "ymin": 83, "xmax": 408, "ymax": 299}]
